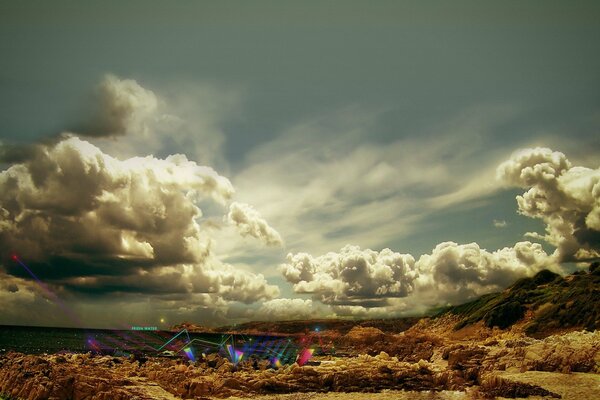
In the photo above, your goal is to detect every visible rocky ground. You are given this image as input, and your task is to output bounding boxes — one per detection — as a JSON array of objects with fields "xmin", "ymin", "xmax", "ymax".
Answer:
[{"xmin": 0, "ymin": 322, "xmax": 598, "ymax": 400}]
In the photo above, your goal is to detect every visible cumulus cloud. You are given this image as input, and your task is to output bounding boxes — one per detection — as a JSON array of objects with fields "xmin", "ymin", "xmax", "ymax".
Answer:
[
  {"xmin": 280, "ymin": 245, "xmax": 417, "ymax": 306},
  {"xmin": 497, "ymin": 147, "xmax": 600, "ymax": 261},
  {"xmin": 202, "ymin": 261, "xmax": 280, "ymax": 303},
  {"xmin": 82, "ymin": 77, "xmax": 239, "ymax": 170},
  {"xmin": 0, "ymin": 136, "xmax": 278, "ymax": 306},
  {"xmin": 0, "ymin": 141, "xmax": 39, "ymax": 165},
  {"xmin": 414, "ymin": 241, "xmax": 556, "ymax": 305},
  {"xmin": 78, "ymin": 75, "xmax": 159, "ymax": 137},
  {"xmin": 280, "ymin": 241, "xmax": 556, "ymax": 312},
  {"xmin": 227, "ymin": 202, "xmax": 283, "ymax": 247}
]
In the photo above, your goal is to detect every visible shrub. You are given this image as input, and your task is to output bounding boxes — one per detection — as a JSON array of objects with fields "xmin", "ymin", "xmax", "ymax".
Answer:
[{"xmin": 484, "ymin": 301, "xmax": 525, "ymax": 329}]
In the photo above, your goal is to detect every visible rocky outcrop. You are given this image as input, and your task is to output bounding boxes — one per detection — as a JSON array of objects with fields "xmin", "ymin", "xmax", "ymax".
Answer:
[
  {"xmin": 441, "ymin": 330, "xmax": 600, "ymax": 379},
  {"xmin": 1, "ymin": 329, "xmax": 598, "ymax": 399},
  {"xmin": 0, "ymin": 351, "xmax": 465, "ymax": 399},
  {"xmin": 136, "ymin": 351, "xmax": 466, "ymax": 398},
  {"xmin": 337, "ymin": 326, "xmax": 442, "ymax": 362},
  {"xmin": 0, "ymin": 352, "xmax": 176, "ymax": 400},
  {"xmin": 479, "ymin": 375, "xmax": 561, "ymax": 399}
]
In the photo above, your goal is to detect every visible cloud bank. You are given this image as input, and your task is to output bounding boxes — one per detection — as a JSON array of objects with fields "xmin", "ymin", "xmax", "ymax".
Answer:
[
  {"xmin": 257, "ymin": 298, "xmax": 317, "ymax": 321},
  {"xmin": 0, "ymin": 75, "xmax": 291, "ymax": 327},
  {"xmin": 280, "ymin": 240, "xmax": 556, "ymax": 312}
]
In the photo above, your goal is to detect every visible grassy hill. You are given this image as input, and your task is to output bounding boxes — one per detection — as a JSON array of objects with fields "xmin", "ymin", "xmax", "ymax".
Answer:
[{"xmin": 439, "ymin": 262, "xmax": 600, "ymax": 337}]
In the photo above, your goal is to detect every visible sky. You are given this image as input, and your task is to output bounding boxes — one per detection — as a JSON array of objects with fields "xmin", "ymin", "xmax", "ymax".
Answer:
[{"xmin": 0, "ymin": 1, "xmax": 599, "ymax": 328}]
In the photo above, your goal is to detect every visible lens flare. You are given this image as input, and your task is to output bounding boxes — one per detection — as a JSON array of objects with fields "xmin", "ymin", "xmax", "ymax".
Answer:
[
  {"xmin": 296, "ymin": 348, "xmax": 314, "ymax": 366},
  {"xmin": 226, "ymin": 344, "xmax": 244, "ymax": 364},
  {"xmin": 183, "ymin": 347, "xmax": 196, "ymax": 362}
]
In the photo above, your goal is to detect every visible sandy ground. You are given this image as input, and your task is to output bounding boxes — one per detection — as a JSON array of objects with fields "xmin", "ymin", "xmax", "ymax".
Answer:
[
  {"xmin": 224, "ymin": 371, "xmax": 600, "ymax": 400},
  {"xmin": 225, "ymin": 391, "xmax": 469, "ymax": 400},
  {"xmin": 124, "ymin": 377, "xmax": 181, "ymax": 400},
  {"xmin": 498, "ymin": 371, "xmax": 600, "ymax": 400}
]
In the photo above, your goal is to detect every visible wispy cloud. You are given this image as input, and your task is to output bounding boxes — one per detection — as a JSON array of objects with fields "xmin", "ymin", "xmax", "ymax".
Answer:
[
  {"xmin": 232, "ymin": 105, "xmax": 526, "ymax": 257},
  {"xmin": 493, "ymin": 219, "xmax": 508, "ymax": 228}
]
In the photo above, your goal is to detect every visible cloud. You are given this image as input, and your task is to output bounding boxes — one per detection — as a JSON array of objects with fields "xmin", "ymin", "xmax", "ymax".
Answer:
[
  {"xmin": 0, "ymin": 269, "xmax": 240, "ymax": 328},
  {"xmin": 232, "ymin": 105, "xmax": 525, "ymax": 260},
  {"xmin": 203, "ymin": 261, "xmax": 280, "ymax": 303},
  {"xmin": 73, "ymin": 75, "xmax": 237, "ymax": 167},
  {"xmin": 329, "ymin": 303, "xmax": 403, "ymax": 319},
  {"xmin": 493, "ymin": 219, "xmax": 507, "ymax": 228},
  {"xmin": 227, "ymin": 202, "xmax": 283, "ymax": 247},
  {"xmin": 497, "ymin": 147, "xmax": 600, "ymax": 261},
  {"xmin": 280, "ymin": 240, "xmax": 556, "ymax": 313},
  {"xmin": 0, "ymin": 141, "xmax": 40, "ymax": 165},
  {"xmin": 0, "ymin": 136, "xmax": 278, "ymax": 307},
  {"xmin": 280, "ymin": 245, "xmax": 417, "ymax": 306},
  {"xmin": 256, "ymin": 298, "xmax": 318, "ymax": 321},
  {"xmin": 272, "ymin": 145, "xmax": 599, "ymax": 319},
  {"xmin": 4, "ymin": 75, "xmax": 593, "ymax": 325},
  {"xmin": 414, "ymin": 241, "xmax": 557, "ymax": 305},
  {"xmin": 83, "ymin": 78, "xmax": 239, "ymax": 170},
  {"xmin": 77, "ymin": 74, "xmax": 159, "ymax": 137}
]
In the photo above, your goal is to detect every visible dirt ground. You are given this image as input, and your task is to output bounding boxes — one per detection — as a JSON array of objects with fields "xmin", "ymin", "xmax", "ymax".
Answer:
[
  {"xmin": 225, "ymin": 391, "xmax": 469, "ymax": 400},
  {"xmin": 497, "ymin": 371, "xmax": 600, "ymax": 400},
  {"xmin": 224, "ymin": 371, "xmax": 600, "ymax": 400}
]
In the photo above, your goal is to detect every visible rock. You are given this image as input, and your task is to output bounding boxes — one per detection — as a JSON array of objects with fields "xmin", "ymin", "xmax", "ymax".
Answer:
[
  {"xmin": 1, "ymin": 329, "xmax": 598, "ymax": 399},
  {"xmin": 480, "ymin": 375, "xmax": 561, "ymax": 398}
]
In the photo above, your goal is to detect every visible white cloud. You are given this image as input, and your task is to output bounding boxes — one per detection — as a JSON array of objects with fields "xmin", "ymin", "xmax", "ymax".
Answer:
[
  {"xmin": 227, "ymin": 202, "xmax": 283, "ymax": 247},
  {"xmin": 256, "ymin": 298, "xmax": 318, "ymax": 320},
  {"xmin": 493, "ymin": 219, "xmax": 507, "ymax": 228},
  {"xmin": 232, "ymin": 105, "xmax": 525, "ymax": 260},
  {"xmin": 414, "ymin": 241, "xmax": 557, "ymax": 305},
  {"xmin": 202, "ymin": 261, "xmax": 280, "ymax": 303},
  {"xmin": 0, "ymin": 136, "xmax": 278, "ymax": 307},
  {"xmin": 80, "ymin": 74, "xmax": 159, "ymax": 137},
  {"xmin": 279, "ymin": 240, "xmax": 557, "ymax": 313},
  {"xmin": 85, "ymin": 77, "xmax": 239, "ymax": 169},
  {"xmin": 280, "ymin": 245, "xmax": 417, "ymax": 306},
  {"xmin": 271, "ymin": 145, "xmax": 600, "ymax": 319},
  {"xmin": 497, "ymin": 147, "xmax": 600, "ymax": 261}
]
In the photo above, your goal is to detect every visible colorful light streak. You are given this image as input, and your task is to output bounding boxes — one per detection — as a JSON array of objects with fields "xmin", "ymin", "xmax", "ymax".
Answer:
[
  {"xmin": 296, "ymin": 348, "xmax": 315, "ymax": 366},
  {"xmin": 226, "ymin": 344, "xmax": 244, "ymax": 364},
  {"xmin": 156, "ymin": 328, "xmax": 191, "ymax": 352},
  {"xmin": 271, "ymin": 357, "xmax": 283, "ymax": 368},
  {"xmin": 183, "ymin": 347, "xmax": 196, "ymax": 362}
]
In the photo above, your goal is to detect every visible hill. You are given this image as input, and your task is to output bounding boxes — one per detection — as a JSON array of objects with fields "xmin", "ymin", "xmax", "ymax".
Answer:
[
  {"xmin": 213, "ymin": 317, "xmax": 420, "ymax": 335},
  {"xmin": 439, "ymin": 262, "xmax": 600, "ymax": 337}
]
